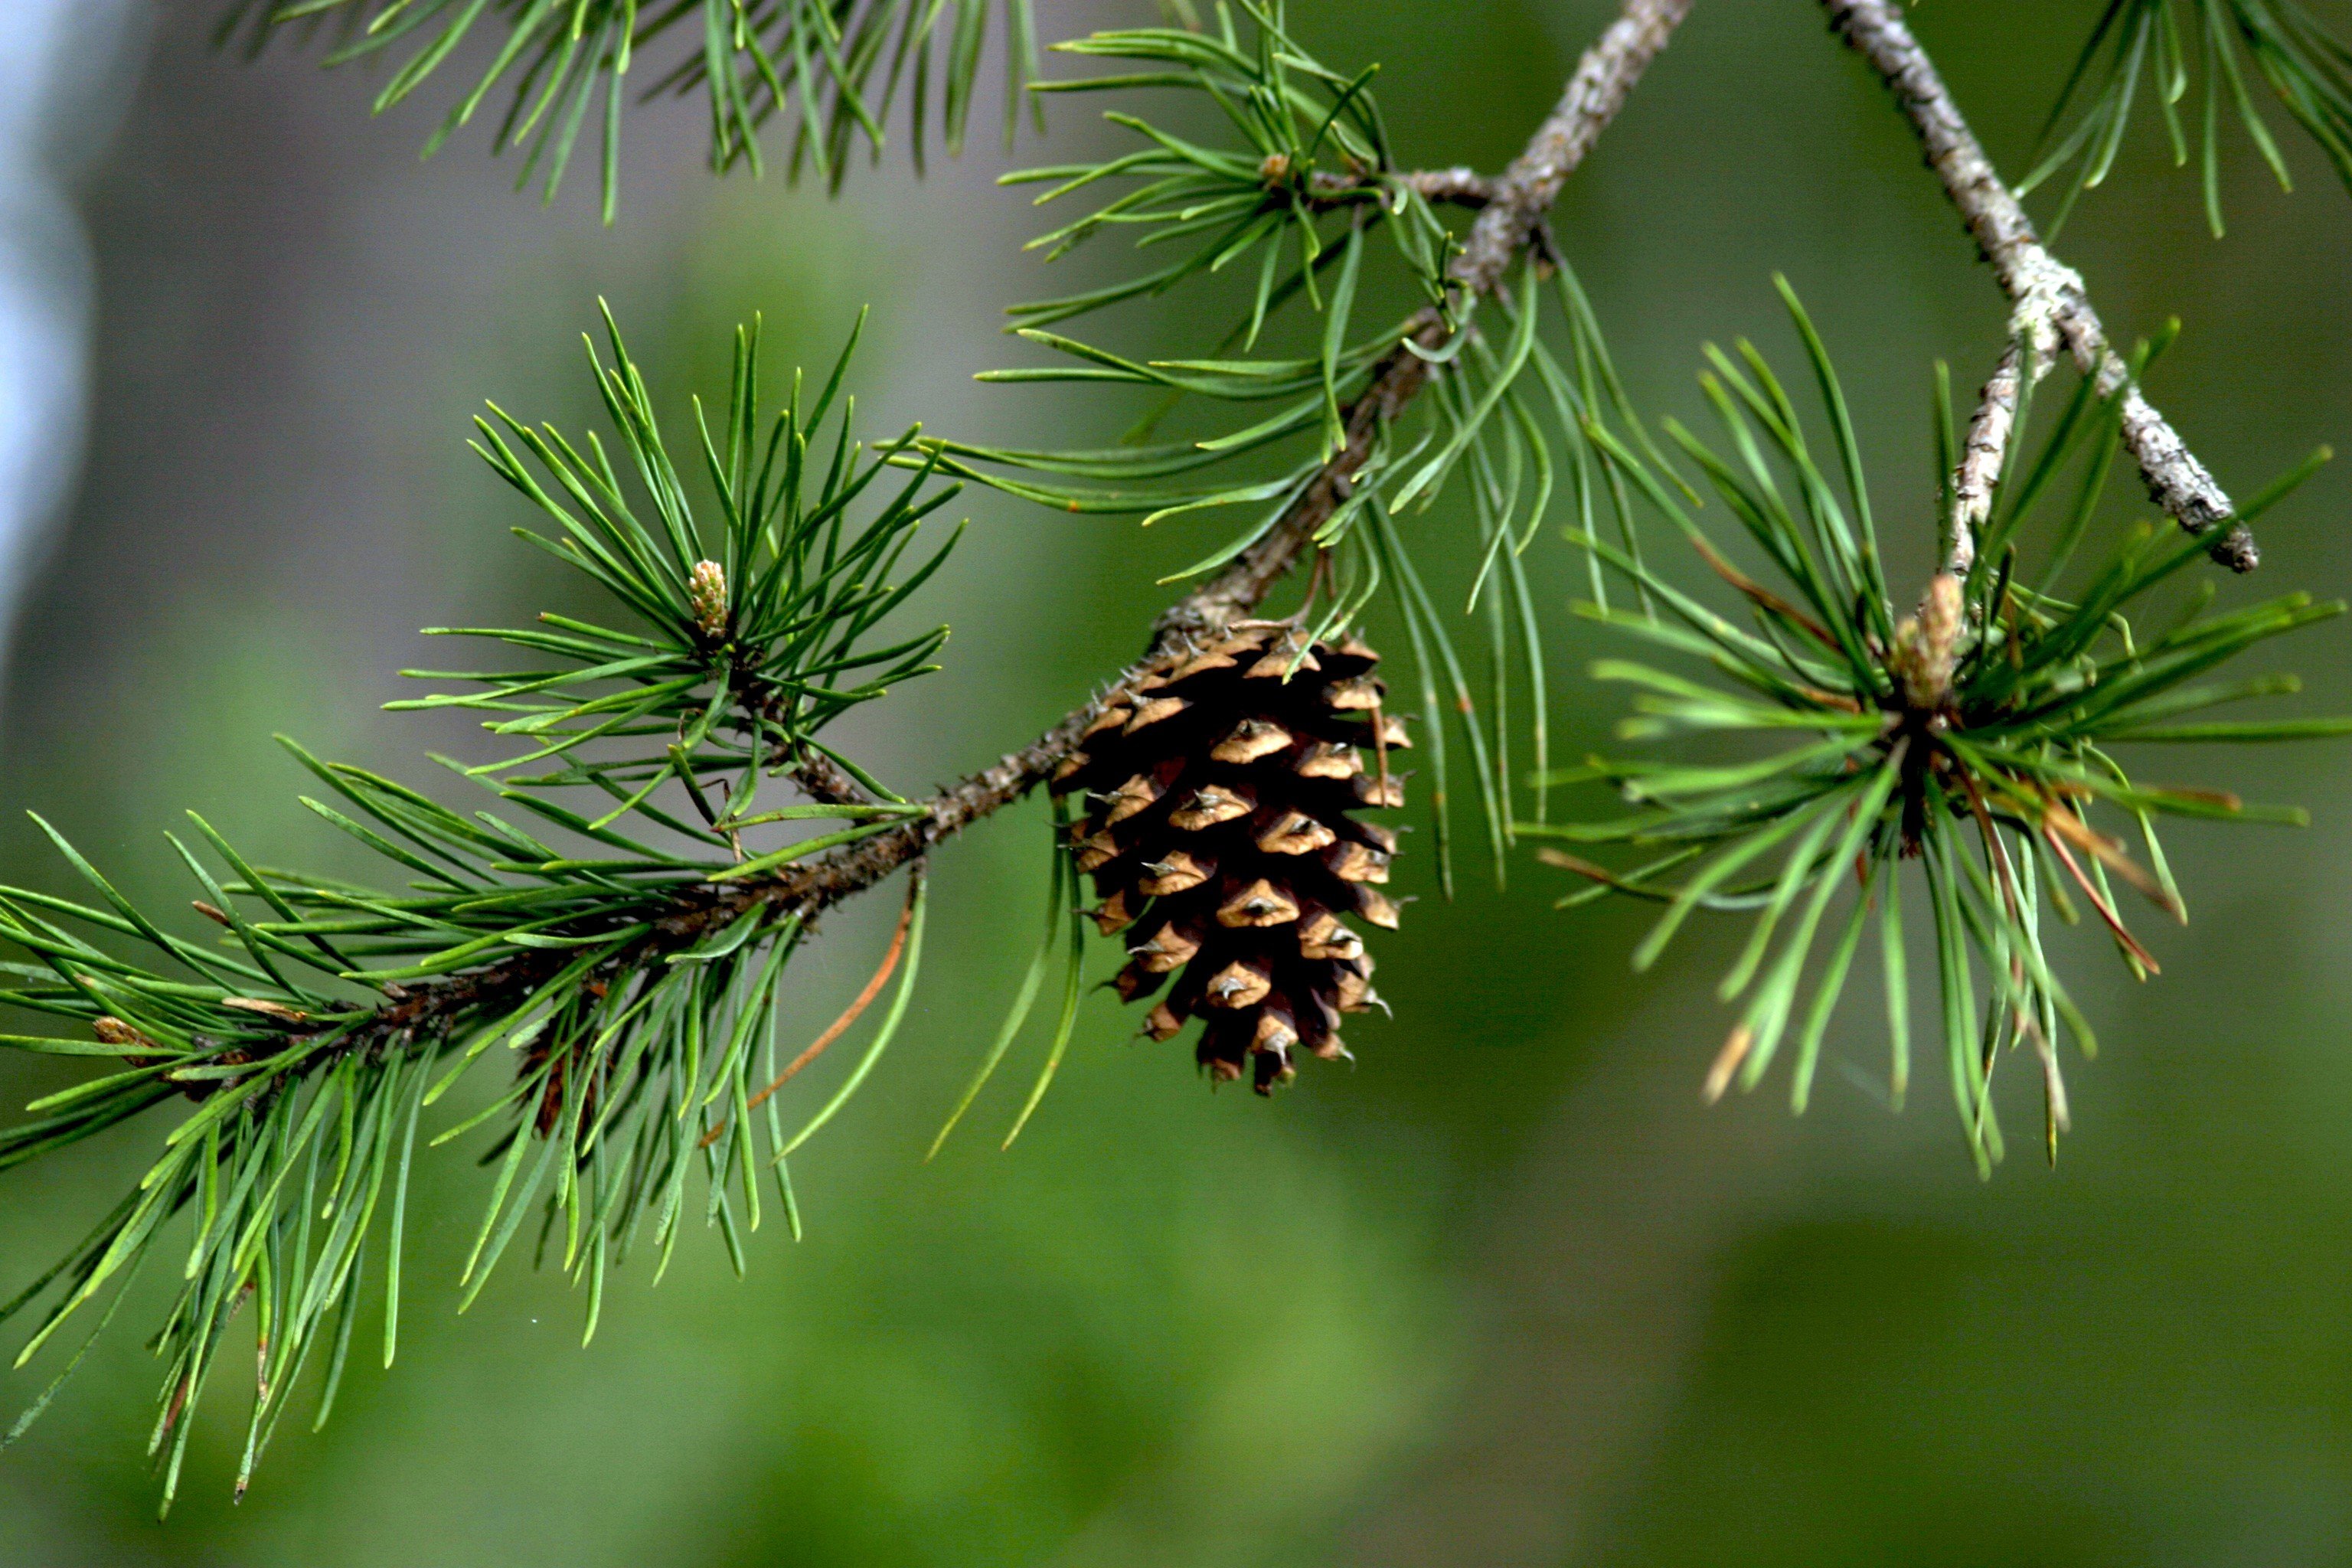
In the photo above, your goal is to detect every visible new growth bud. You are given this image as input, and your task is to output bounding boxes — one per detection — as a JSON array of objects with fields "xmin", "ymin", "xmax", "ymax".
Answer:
[
  {"xmin": 1890, "ymin": 572, "xmax": 1965, "ymax": 712},
  {"xmin": 688, "ymin": 559, "xmax": 728, "ymax": 639}
]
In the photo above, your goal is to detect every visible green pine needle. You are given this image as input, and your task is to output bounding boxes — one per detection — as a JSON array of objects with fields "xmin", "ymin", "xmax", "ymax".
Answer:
[{"xmin": 2024, "ymin": 0, "xmax": 2352, "ymax": 237}]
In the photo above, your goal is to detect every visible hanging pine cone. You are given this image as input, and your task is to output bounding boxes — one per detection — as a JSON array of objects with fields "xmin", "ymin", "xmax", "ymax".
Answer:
[{"xmin": 1051, "ymin": 623, "xmax": 1406, "ymax": 1093}]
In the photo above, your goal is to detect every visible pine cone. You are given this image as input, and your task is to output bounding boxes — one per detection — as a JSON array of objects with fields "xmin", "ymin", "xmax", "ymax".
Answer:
[{"xmin": 1051, "ymin": 625, "xmax": 1405, "ymax": 1093}]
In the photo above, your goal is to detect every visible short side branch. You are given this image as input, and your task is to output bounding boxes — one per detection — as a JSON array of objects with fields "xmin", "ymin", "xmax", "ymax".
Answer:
[
  {"xmin": 1307, "ymin": 167, "xmax": 1501, "ymax": 207},
  {"xmin": 1947, "ymin": 340, "xmax": 2024, "ymax": 576},
  {"xmin": 1824, "ymin": 0, "xmax": 2259, "ymax": 572},
  {"xmin": 1400, "ymin": 166, "xmax": 1501, "ymax": 206}
]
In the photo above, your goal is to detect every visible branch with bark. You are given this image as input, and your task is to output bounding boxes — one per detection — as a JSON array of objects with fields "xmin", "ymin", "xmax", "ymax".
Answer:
[
  {"xmin": 1945, "ymin": 340, "xmax": 2025, "ymax": 576},
  {"xmin": 1822, "ymin": 0, "xmax": 2261, "ymax": 573}
]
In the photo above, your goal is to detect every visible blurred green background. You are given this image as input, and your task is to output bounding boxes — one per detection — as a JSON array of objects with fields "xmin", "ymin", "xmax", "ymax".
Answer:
[{"xmin": 5, "ymin": 2, "xmax": 2352, "ymax": 1562}]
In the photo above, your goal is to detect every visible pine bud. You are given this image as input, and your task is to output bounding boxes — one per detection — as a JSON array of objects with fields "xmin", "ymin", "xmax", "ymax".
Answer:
[
  {"xmin": 688, "ymin": 559, "xmax": 728, "ymax": 639},
  {"xmin": 1890, "ymin": 572, "xmax": 1964, "ymax": 711}
]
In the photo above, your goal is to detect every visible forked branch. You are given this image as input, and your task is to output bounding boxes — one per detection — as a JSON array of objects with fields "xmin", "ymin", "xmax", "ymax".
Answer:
[{"xmin": 1824, "ymin": 0, "xmax": 2261, "ymax": 572}]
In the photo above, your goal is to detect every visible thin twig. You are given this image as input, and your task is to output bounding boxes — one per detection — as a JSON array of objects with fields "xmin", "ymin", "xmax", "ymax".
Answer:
[
  {"xmin": 1401, "ymin": 165, "xmax": 1500, "ymax": 206},
  {"xmin": 1946, "ymin": 340, "xmax": 2024, "ymax": 576},
  {"xmin": 1306, "ymin": 166, "xmax": 1501, "ymax": 207},
  {"xmin": 1451, "ymin": 0, "xmax": 1696, "ymax": 295},
  {"xmin": 1823, "ymin": 0, "xmax": 2259, "ymax": 572},
  {"xmin": 785, "ymin": 749, "xmax": 873, "ymax": 807}
]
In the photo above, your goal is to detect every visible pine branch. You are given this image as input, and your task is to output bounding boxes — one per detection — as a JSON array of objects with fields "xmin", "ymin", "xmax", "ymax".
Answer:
[
  {"xmin": 1947, "ymin": 341, "xmax": 2026, "ymax": 576},
  {"xmin": 39, "ymin": 0, "xmax": 1694, "ymax": 1145},
  {"xmin": 787, "ymin": 750, "xmax": 877, "ymax": 807},
  {"xmin": 10, "ymin": 0, "xmax": 2338, "ymax": 1500},
  {"xmin": 937, "ymin": 0, "xmax": 1696, "ymax": 887},
  {"xmin": 0, "ymin": 303, "xmax": 992, "ymax": 1504},
  {"xmin": 559, "ymin": 0, "xmax": 1699, "ymax": 934},
  {"xmin": 1450, "ymin": 0, "xmax": 1695, "ymax": 294},
  {"xmin": 1295, "ymin": 166, "xmax": 1500, "ymax": 209},
  {"xmin": 1390, "ymin": 166, "xmax": 1501, "ymax": 207},
  {"xmin": 339, "ymin": 0, "xmax": 1692, "ymax": 1070},
  {"xmin": 1824, "ymin": 0, "xmax": 2262, "ymax": 573}
]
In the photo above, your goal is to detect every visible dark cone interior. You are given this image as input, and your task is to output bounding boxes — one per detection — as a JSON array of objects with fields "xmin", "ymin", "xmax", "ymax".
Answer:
[{"xmin": 1050, "ymin": 624, "xmax": 1404, "ymax": 1093}]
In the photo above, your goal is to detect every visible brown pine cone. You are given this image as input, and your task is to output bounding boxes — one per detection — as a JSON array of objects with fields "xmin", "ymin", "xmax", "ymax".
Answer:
[{"xmin": 1050, "ymin": 624, "xmax": 1405, "ymax": 1093}]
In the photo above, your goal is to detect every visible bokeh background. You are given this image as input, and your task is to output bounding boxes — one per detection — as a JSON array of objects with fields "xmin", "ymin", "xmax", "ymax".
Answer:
[{"xmin": 5, "ymin": 2, "xmax": 2352, "ymax": 1562}]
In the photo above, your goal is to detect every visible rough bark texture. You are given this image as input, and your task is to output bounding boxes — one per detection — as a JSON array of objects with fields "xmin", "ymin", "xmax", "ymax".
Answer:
[
  {"xmin": 1946, "ymin": 341, "xmax": 2022, "ymax": 576},
  {"xmin": 1824, "ymin": 0, "xmax": 2259, "ymax": 572}
]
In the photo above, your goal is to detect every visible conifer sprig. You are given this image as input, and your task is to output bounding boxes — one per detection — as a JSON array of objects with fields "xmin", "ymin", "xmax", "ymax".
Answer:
[
  {"xmin": 410, "ymin": 302, "xmax": 961, "ymax": 841},
  {"xmin": 0, "ymin": 312, "xmax": 959, "ymax": 1508},
  {"xmin": 948, "ymin": 0, "xmax": 1463, "ymax": 524},
  {"xmin": 1532, "ymin": 281, "xmax": 2347, "ymax": 1171},
  {"xmin": 216, "ymin": 0, "xmax": 1044, "ymax": 218},
  {"xmin": 2025, "ymin": 0, "xmax": 2352, "ymax": 235}
]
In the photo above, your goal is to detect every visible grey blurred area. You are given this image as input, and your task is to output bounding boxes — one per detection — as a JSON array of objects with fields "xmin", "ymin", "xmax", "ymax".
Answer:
[
  {"xmin": 3, "ymin": 2, "xmax": 2352, "ymax": 1564},
  {"xmin": 0, "ymin": 0, "xmax": 144, "ymax": 701}
]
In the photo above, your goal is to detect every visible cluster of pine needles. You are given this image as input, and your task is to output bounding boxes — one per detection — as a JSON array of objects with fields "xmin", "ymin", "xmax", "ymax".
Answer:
[
  {"xmin": 2025, "ymin": 0, "xmax": 2352, "ymax": 236},
  {"xmin": 216, "ymin": 0, "xmax": 1047, "ymax": 217},
  {"xmin": 1530, "ymin": 280, "xmax": 2347, "ymax": 1171},
  {"xmin": 0, "ymin": 309, "xmax": 959, "ymax": 1506}
]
